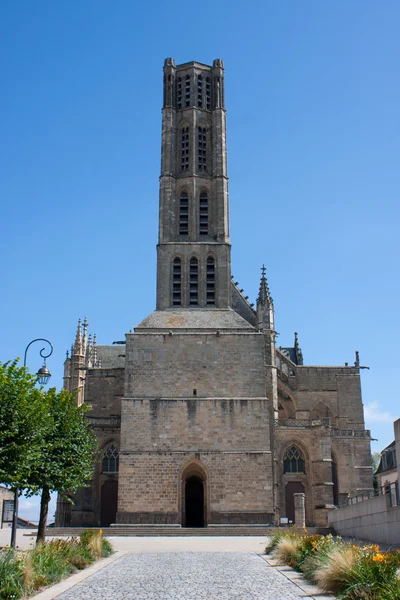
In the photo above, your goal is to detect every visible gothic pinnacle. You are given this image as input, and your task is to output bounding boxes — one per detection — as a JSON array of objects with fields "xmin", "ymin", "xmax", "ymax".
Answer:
[
  {"xmin": 257, "ymin": 264, "xmax": 273, "ymax": 306},
  {"xmin": 73, "ymin": 318, "xmax": 83, "ymax": 355}
]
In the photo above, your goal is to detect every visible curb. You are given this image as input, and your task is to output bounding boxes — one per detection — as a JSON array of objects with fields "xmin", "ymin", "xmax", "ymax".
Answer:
[
  {"xmin": 31, "ymin": 551, "xmax": 127, "ymax": 599},
  {"xmin": 258, "ymin": 554, "xmax": 334, "ymax": 599}
]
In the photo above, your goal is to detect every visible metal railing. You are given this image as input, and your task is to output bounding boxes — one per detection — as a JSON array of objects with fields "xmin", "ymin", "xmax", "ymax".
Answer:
[{"xmin": 339, "ymin": 481, "xmax": 399, "ymax": 508}]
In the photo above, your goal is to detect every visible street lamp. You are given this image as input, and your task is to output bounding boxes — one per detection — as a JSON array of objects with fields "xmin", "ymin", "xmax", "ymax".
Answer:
[{"xmin": 10, "ymin": 338, "xmax": 53, "ymax": 550}]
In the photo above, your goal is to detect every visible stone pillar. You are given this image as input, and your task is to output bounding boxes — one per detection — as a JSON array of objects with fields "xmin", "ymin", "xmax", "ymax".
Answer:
[{"xmin": 294, "ymin": 493, "xmax": 306, "ymax": 529}]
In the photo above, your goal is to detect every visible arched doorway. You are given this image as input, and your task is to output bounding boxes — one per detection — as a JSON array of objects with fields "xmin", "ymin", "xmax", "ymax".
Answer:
[
  {"xmin": 285, "ymin": 482, "xmax": 305, "ymax": 524},
  {"xmin": 185, "ymin": 476, "xmax": 204, "ymax": 527},
  {"xmin": 100, "ymin": 481, "xmax": 118, "ymax": 526}
]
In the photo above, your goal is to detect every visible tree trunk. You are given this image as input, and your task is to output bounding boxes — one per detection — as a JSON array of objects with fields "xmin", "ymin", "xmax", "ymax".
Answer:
[{"xmin": 36, "ymin": 486, "xmax": 50, "ymax": 546}]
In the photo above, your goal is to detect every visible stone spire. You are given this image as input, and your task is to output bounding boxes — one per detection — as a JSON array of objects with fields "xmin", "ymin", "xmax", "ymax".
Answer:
[
  {"xmin": 63, "ymin": 349, "xmax": 71, "ymax": 390},
  {"xmin": 82, "ymin": 317, "xmax": 88, "ymax": 357},
  {"xmin": 256, "ymin": 265, "xmax": 274, "ymax": 331},
  {"xmin": 73, "ymin": 319, "xmax": 83, "ymax": 355},
  {"xmin": 92, "ymin": 334, "xmax": 99, "ymax": 368},
  {"xmin": 294, "ymin": 332, "xmax": 304, "ymax": 365},
  {"xmin": 86, "ymin": 333, "xmax": 93, "ymax": 368},
  {"xmin": 257, "ymin": 265, "xmax": 273, "ymax": 307}
]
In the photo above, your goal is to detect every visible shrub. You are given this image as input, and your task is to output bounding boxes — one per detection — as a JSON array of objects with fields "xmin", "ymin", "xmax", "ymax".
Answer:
[
  {"xmin": 0, "ymin": 549, "xmax": 25, "ymax": 600},
  {"xmin": 268, "ymin": 530, "xmax": 400, "ymax": 600},
  {"xmin": 273, "ymin": 535, "xmax": 303, "ymax": 567},
  {"xmin": 80, "ymin": 528, "xmax": 113, "ymax": 558},
  {"xmin": 0, "ymin": 535, "xmax": 113, "ymax": 599},
  {"xmin": 265, "ymin": 529, "xmax": 295, "ymax": 554},
  {"xmin": 69, "ymin": 554, "xmax": 90, "ymax": 570},
  {"xmin": 338, "ymin": 548, "xmax": 400, "ymax": 600},
  {"xmin": 314, "ymin": 546, "xmax": 356, "ymax": 593}
]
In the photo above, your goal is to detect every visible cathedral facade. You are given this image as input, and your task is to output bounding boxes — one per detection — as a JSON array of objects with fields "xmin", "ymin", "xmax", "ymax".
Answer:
[{"xmin": 57, "ymin": 59, "xmax": 372, "ymax": 529}]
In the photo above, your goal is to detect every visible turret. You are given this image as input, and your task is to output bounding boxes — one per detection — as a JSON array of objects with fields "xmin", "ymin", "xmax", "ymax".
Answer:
[{"xmin": 256, "ymin": 265, "xmax": 274, "ymax": 331}]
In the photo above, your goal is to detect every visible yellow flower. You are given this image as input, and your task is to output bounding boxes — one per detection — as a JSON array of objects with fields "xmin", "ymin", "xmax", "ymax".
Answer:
[
  {"xmin": 372, "ymin": 553, "xmax": 385, "ymax": 562},
  {"xmin": 99, "ymin": 529, "xmax": 103, "ymax": 536}
]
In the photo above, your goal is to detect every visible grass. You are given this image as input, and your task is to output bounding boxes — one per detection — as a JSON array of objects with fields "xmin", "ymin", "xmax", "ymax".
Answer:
[
  {"xmin": 0, "ymin": 530, "xmax": 113, "ymax": 600},
  {"xmin": 266, "ymin": 531, "xmax": 400, "ymax": 600}
]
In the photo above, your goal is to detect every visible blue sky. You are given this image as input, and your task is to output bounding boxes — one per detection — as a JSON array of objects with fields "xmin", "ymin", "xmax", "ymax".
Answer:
[{"xmin": 1, "ymin": 1, "xmax": 399, "ymax": 522}]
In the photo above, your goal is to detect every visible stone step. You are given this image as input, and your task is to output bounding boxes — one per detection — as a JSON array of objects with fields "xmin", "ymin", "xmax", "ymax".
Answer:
[{"xmin": 45, "ymin": 526, "xmax": 333, "ymax": 537}]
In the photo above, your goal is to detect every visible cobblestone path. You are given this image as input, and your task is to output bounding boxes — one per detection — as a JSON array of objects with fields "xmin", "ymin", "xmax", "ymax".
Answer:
[{"xmin": 57, "ymin": 552, "xmax": 312, "ymax": 599}]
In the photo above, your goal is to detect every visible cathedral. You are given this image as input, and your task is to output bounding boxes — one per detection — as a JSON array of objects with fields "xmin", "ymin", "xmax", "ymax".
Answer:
[{"xmin": 56, "ymin": 58, "xmax": 373, "ymax": 529}]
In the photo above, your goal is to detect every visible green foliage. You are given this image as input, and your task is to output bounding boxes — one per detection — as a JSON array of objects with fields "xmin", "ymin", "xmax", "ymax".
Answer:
[
  {"xmin": 268, "ymin": 530, "xmax": 400, "ymax": 600},
  {"xmin": 26, "ymin": 388, "xmax": 98, "ymax": 496},
  {"xmin": 0, "ymin": 549, "xmax": 25, "ymax": 600},
  {"xmin": 80, "ymin": 529, "xmax": 113, "ymax": 558},
  {"xmin": 0, "ymin": 359, "xmax": 98, "ymax": 545},
  {"xmin": 0, "ymin": 536, "xmax": 114, "ymax": 598},
  {"xmin": 0, "ymin": 360, "xmax": 46, "ymax": 490},
  {"xmin": 265, "ymin": 529, "xmax": 291, "ymax": 554}
]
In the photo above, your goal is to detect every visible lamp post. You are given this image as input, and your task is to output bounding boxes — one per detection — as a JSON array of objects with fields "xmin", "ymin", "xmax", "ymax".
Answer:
[{"xmin": 10, "ymin": 338, "xmax": 53, "ymax": 550}]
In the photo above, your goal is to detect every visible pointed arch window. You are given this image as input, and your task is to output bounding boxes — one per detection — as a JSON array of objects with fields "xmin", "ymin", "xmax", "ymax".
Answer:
[
  {"xmin": 181, "ymin": 127, "xmax": 189, "ymax": 172},
  {"xmin": 198, "ymin": 127, "xmax": 207, "ymax": 171},
  {"xmin": 206, "ymin": 256, "xmax": 216, "ymax": 305},
  {"xmin": 172, "ymin": 258, "xmax": 182, "ymax": 306},
  {"xmin": 177, "ymin": 77, "xmax": 182, "ymax": 109},
  {"xmin": 179, "ymin": 192, "xmax": 189, "ymax": 235},
  {"xmin": 197, "ymin": 75, "xmax": 203, "ymax": 108},
  {"xmin": 102, "ymin": 443, "xmax": 119, "ymax": 473},
  {"xmin": 206, "ymin": 77, "xmax": 211, "ymax": 110},
  {"xmin": 199, "ymin": 192, "xmax": 208, "ymax": 235},
  {"xmin": 283, "ymin": 445, "xmax": 305, "ymax": 474},
  {"xmin": 185, "ymin": 74, "xmax": 191, "ymax": 107},
  {"xmin": 189, "ymin": 257, "xmax": 199, "ymax": 305}
]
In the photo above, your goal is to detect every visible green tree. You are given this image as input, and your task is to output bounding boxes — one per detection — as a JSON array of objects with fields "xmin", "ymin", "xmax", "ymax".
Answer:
[
  {"xmin": 0, "ymin": 360, "xmax": 45, "ymax": 491},
  {"xmin": 0, "ymin": 360, "xmax": 98, "ymax": 545},
  {"xmin": 26, "ymin": 388, "xmax": 98, "ymax": 544},
  {"xmin": 372, "ymin": 450, "xmax": 381, "ymax": 492}
]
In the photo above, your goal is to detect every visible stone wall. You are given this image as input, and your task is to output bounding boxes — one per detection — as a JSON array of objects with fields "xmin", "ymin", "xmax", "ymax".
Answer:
[
  {"xmin": 117, "ymin": 450, "xmax": 273, "ymax": 524},
  {"xmin": 125, "ymin": 331, "xmax": 265, "ymax": 398},
  {"xmin": 329, "ymin": 495, "xmax": 400, "ymax": 545},
  {"xmin": 117, "ymin": 395, "xmax": 273, "ymax": 524}
]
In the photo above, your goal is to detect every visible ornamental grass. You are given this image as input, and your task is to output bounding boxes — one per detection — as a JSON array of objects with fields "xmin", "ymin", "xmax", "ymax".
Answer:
[
  {"xmin": 0, "ymin": 529, "xmax": 113, "ymax": 600},
  {"xmin": 266, "ymin": 531, "xmax": 400, "ymax": 600}
]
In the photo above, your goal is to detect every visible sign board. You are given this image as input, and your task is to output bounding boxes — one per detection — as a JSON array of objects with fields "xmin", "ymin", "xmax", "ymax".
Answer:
[{"xmin": 2, "ymin": 499, "xmax": 14, "ymax": 523}]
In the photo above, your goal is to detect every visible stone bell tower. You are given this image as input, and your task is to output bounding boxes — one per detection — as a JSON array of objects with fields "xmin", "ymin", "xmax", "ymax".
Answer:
[{"xmin": 157, "ymin": 58, "xmax": 231, "ymax": 310}]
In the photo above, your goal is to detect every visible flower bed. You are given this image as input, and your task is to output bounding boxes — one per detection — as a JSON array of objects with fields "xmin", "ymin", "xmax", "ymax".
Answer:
[
  {"xmin": 266, "ymin": 529, "xmax": 400, "ymax": 599},
  {"xmin": 0, "ymin": 530, "xmax": 113, "ymax": 600}
]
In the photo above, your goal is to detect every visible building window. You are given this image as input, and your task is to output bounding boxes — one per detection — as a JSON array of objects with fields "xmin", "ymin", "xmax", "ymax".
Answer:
[
  {"xmin": 199, "ymin": 192, "xmax": 208, "ymax": 235},
  {"xmin": 283, "ymin": 445, "xmax": 305, "ymax": 474},
  {"xmin": 206, "ymin": 256, "xmax": 216, "ymax": 305},
  {"xmin": 189, "ymin": 257, "xmax": 199, "ymax": 305},
  {"xmin": 179, "ymin": 192, "xmax": 189, "ymax": 235},
  {"xmin": 181, "ymin": 127, "xmax": 189, "ymax": 172},
  {"xmin": 172, "ymin": 258, "xmax": 182, "ymax": 306},
  {"xmin": 177, "ymin": 77, "xmax": 182, "ymax": 109},
  {"xmin": 206, "ymin": 77, "xmax": 211, "ymax": 110},
  {"xmin": 197, "ymin": 75, "xmax": 203, "ymax": 108},
  {"xmin": 185, "ymin": 74, "xmax": 191, "ymax": 107},
  {"xmin": 198, "ymin": 127, "xmax": 207, "ymax": 171},
  {"xmin": 102, "ymin": 443, "xmax": 119, "ymax": 473}
]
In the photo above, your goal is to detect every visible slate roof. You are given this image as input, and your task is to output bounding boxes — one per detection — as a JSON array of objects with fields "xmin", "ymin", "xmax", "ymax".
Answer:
[
  {"xmin": 96, "ymin": 345, "xmax": 125, "ymax": 368},
  {"xmin": 135, "ymin": 309, "xmax": 256, "ymax": 332}
]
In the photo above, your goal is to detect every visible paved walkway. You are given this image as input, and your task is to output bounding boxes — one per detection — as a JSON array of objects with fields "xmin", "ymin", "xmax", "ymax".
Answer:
[
  {"xmin": 56, "ymin": 552, "xmax": 310, "ymax": 599},
  {"xmin": 50, "ymin": 537, "xmax": 331, "ymax": 600}
]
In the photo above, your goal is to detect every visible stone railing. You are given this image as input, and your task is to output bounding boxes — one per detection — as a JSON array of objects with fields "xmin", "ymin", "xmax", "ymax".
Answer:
[
  {"xmin": 275, "ymin": 419, "xmax": 371, "ymax": 438},
  {"xmin": 275, "ymin": 418, "xmax": 331, "ymax": 428},
  {"xmin": 89, "ymin": 417, "xmax": 121, "ymax": 427},
  {"xmin": 330, "ymin": 428, "xmax": 371, "ymax": 438}
]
